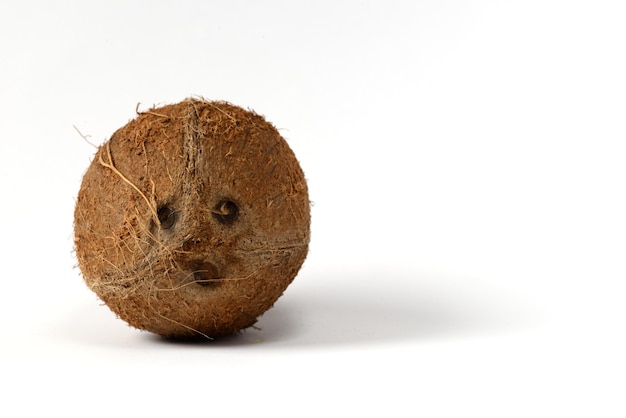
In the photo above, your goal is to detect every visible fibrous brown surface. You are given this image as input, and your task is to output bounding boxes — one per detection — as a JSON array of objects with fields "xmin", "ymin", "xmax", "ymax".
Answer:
[{"xmin": 74, "ymin": 98, "xmax": 310, "ymax": 339}]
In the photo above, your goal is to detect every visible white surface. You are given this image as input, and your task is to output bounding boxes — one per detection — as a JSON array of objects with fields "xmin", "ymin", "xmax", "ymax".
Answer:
[{"xmin": 1, "ymin": 1, "xmax": 625, "ymax": 416}]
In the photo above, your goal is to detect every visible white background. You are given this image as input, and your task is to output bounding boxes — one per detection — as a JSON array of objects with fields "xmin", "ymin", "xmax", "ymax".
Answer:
[{"xmin": 1, "ymin": 1, "xmax": 625, "ymax": 416}]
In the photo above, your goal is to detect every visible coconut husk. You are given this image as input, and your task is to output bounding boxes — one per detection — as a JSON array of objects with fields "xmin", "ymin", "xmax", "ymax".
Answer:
[{"xmin": 74, "ymin": 98, "xmax": 310, "ymax": 339}]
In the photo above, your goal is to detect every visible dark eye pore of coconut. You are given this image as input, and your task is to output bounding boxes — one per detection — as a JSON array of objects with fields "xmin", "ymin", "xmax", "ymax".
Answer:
[{"xmin": 74, "ymin": 98, "xmax": 310, "ymax": 339}]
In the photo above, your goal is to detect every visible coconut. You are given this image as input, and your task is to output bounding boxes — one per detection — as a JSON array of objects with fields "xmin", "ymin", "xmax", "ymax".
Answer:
[{"xmin": 74, "ymin": 98, "xmax": 310, "ymax": 339}]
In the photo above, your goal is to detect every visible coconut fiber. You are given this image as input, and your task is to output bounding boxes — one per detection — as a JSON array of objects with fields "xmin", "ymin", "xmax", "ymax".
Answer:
[{"xmin": 74, "ymin": 98, "xmax": 310, "ymax": 339}]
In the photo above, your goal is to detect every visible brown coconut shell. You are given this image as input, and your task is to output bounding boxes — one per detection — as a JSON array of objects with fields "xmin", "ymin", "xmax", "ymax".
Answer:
[{"xmin": 74, "ymin": 99, "xmax": 310, "ymax": 339}]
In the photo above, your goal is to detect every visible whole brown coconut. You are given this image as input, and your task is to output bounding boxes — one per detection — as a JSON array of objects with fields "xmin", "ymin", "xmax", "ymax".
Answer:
[{"xmin": 74, "ymin": 98, "xmax": 310, "ymax": 339}]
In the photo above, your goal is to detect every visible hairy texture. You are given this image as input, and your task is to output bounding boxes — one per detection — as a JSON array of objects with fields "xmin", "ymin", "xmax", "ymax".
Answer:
[{"xmin": 74, "ymin": 99, "xmax": 310, "ymax": 338}]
